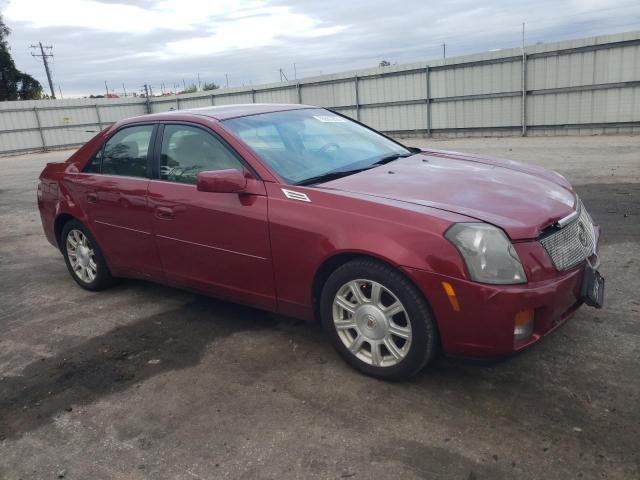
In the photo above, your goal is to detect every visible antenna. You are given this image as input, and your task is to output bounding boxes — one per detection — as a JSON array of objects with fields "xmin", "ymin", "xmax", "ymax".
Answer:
[{"xmin": 30, "ymin": 42, "xmax": 56, "ymax": 98}]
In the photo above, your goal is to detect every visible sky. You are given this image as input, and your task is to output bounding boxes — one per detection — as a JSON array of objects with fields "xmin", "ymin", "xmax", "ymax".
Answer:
[{"xmin": 2, "ymin": 0, "xmax": 639, "ymax": 98}]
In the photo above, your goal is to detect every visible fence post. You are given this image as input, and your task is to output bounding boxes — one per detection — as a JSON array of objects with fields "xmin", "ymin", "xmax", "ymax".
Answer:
[
  {"xmin": 251, "ymin": 89, "xmax": 255, "ymax": 103},
  {"xmin": 94, "ymin": 104, "xmax": 103, "ymax": 130},
  {"xmin": 521, "ymin": 53, "xmax": 527, "ymax": 136},
  {"xmin": 210, "ymin": 94, "xmax": 215, "ymax": 106},
  {"xmin": 175, "ymin": 96, "xmax": 180, "ymax": 111},
  {"xmin": 33, "ymin": 107, "xmax": 46, "ymax": 152},
  {"xmin": 354, "ymin": 75, "xmax": 360, "ymax": 121},
  {"xmin": 145, "ymin": 95, "xmax": 151, "ymax": 114},
  {"xmin": 296, "ymin": 82, "xmax": 302, "ymax": 104},
  {"xmin": 425, "ymin": 66, "xmax": 431, "ymax": 136}
]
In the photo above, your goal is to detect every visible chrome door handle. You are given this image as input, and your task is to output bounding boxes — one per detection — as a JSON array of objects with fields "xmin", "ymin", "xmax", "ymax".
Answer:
[{"xmin": 87, "ymin": 193, "xmax": 98, "ymax": 203}]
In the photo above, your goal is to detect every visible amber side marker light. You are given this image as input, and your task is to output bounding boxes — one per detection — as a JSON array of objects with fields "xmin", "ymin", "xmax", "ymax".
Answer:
[
  {"xmin": 441, "ymin": 282, "xmax": 460, "ymax": 312},
  {"xmin": 514, "ymin": 309, "xmax": 535, "ymax": 342}
]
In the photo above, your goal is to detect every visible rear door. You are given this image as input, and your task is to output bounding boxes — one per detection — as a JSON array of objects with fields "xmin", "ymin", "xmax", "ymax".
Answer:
[
  {"xmin": 68, "ymin": 124, "xmax": 161, "ymax": 279},
  {"xmin": 147, "ymin": 122, "xmax": 276, "ymax": 310}
]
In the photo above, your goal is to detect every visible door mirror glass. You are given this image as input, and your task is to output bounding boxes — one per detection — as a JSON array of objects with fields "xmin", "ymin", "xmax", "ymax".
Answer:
[{"xmin": 197, "ymin": 169, "xmax": 247, "ymax": 193}]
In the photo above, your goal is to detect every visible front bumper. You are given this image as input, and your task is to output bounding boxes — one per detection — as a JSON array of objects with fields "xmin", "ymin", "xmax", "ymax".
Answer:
[{"xmin": 403, "ymin": 263, "xmax": 586, "ymax": 358}]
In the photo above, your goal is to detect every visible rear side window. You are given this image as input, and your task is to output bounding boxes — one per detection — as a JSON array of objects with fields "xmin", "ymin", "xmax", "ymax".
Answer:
[{"xmin": 99, "ymin": 125, "xmax": 154, "ymax": 178}]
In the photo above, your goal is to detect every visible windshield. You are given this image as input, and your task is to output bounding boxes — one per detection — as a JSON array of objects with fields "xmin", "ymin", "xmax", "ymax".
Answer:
[{"xmin": 223, "ymin": 108, "xmax": 411, "ymax": 184}]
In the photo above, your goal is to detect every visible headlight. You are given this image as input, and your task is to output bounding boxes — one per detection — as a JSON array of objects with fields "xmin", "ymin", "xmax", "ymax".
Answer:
[{"xmin": 445, "ymin": 223, "xmax": 527, "ymax": 284}]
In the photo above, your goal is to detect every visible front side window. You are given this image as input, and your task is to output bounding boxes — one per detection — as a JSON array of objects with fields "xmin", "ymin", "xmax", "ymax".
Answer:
[
  {"xmin": 159, "ymin": 125, "xmax": 243, "ymax": 185},
  {"xmin": 223, "ymin": 108, "xmax": 410, "ymax": 184},
  {"xmin": 100, "ymin": 125, "xmax": 154, "ymax": 178}
]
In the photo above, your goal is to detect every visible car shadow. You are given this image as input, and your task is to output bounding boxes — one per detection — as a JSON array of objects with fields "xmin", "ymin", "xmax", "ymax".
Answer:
[{"xmin": 0, "ymin": 293, "xmax": 279, "ymax": 441}]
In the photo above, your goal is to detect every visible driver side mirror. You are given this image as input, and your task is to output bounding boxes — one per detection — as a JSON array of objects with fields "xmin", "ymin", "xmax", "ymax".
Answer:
[{"xmin": 197, "ymin": 169, "xmax": 247, "ymax": 193}]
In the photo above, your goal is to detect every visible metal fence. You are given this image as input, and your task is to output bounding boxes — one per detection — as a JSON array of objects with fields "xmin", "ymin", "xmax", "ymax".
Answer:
[{"xmin": 1, "ymin": 30, "xmax": 639, "ymax": 155}]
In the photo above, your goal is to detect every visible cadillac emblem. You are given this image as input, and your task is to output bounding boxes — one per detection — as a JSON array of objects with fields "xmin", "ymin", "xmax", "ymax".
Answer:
[{"xmin": 578, "ymin": 222, "xmax": 588, "ymax": 247}]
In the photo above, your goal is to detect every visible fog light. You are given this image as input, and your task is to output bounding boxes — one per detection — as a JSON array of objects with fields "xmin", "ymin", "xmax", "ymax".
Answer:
[{"xmin": 514, "ymin": 309, "xmax": 534, "ymax": 342}]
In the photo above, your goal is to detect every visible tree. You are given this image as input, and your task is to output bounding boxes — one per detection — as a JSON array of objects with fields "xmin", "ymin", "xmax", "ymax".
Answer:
[
  {"xmin": 180, "ymin": 83, "xmax": 197, "ymax": 94},
  {"xmin": 379, "ymin": 60, "xmax": 391, "ymax": 67},
  {"xmin": 0, "ymin": 14, "xmax": 43, "ymax": 100},
  {"xmin": 202, "ymin": 81, "xmax": 219, "ymax": 91}
]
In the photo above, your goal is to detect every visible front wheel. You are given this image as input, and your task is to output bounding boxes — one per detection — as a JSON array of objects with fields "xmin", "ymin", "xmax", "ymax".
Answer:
[
  {"xmin": 61, "ymin": 220, "xmax": 116, "ymax": 291},
  {"xmin": 320, "ymin": 259, "xmax": 438, "ymax": 380}
]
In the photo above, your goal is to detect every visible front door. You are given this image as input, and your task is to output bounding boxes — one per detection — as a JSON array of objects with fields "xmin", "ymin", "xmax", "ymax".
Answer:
[
  {"xmin": 147, "ymin": 123, "xmax": 275, "ymax": 310},
  {"xmin": 68, "ymin": 124, "xmax": 161, "ymax": 279}
]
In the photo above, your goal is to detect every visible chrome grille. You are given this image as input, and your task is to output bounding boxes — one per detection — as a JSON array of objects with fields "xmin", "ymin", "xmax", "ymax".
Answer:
[{"xmin": 540, "ymin": 198, "xmax": 597, "ymax": 271}]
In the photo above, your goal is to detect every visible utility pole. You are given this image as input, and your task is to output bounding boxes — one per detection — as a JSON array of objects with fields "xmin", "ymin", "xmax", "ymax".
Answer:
[
  {"xmin": 521, "ymin": 22, "xmax": 527, "ymax": 137},
  {"xmin": 197, "ymin": 72, "xmax": 201, "ymax": 91},
  {"xmin": 225, "ymin": 73, "xmax": 229, "ymax": 88},
  {"xmin": 182, "ymin": 79, "xmax": 186, "ymax": 91},
  {"xmin": 58, "ymin": 85, "xmax": 63, "ymax": 99},
  {"xmin": 442, "ymin": 43, "xmax": 446, "ymax": 59},
  {"xmin": 104, "ymin": 80, "xmax": 109, "ymax": 97},
  {"xmin": 293, "ymin": 63, "xmax": 297, "ymax": 80},
  {"xmin": 30, "ymin": 42, "xmax": 55, "ymax": 98},
  {"xmin": 122, "ymin": 83, "xmax": 127, "ymax": 97},
  {"xmin": 142, "ymin": 84, "xmax": 151, "ymax": 114}
]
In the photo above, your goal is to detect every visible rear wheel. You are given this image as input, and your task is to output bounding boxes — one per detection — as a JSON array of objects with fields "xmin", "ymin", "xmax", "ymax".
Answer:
[
  {"xmin": 320, "ymin": 259, "xmax": 438, "ymax": 380},
  {"xmin": 61, "ymin": 220, "xmax": 116, "ymax": 291}
]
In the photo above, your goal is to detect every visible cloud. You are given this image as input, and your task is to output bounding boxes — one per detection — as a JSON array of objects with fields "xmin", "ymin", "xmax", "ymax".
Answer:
[
  {"xmin": 2, "ymin": 0, "xmax": 639, "ymax": 97},
  {"xmin": 164, "ymin": 7, "xmax": 345, "ymax": 57}
]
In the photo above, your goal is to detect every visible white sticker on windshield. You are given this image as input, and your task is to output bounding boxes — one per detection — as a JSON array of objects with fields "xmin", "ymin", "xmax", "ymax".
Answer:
[{"xmin": 313, "ymin": 115, "xmax": 346, "ymax": 123}]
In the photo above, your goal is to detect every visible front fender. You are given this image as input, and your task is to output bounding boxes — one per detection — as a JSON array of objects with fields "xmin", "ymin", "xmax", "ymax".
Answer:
[{"xmin": 265, "ymin": 183, "xmax": 471, "ymax": 319}]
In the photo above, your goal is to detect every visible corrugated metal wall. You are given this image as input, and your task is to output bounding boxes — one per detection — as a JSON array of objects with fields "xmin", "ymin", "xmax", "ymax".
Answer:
[{"xmin": 1, "ymin": 30, "xmax": 639, "ymax": 154}]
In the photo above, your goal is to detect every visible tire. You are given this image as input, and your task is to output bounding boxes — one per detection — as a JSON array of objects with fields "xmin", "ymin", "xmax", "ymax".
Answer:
[
  {"xmin": 320, "ymin": 258, "xmax": 438, "ymax": 380},
  {"xmin": 60, "ymin": 220, "xmax": 117, "ymax": 291}
]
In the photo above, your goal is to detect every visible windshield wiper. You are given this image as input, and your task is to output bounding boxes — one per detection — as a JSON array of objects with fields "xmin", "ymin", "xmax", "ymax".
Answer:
[
  {"xmin": 296, "ymin": 166, "xmax": 374, "ymax": 186},
  {"xmin": 371, "ymin": 152, "xmax": 413, "ymax": 166},
  {"xmin": 296, "ymin": 153, "xmax": 414, "ymax": 186}
]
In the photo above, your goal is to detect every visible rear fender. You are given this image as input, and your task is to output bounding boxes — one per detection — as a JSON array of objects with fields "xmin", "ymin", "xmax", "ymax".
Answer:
[{"xmin": 51, "ymin": 181, "xmax": 95, "ymax": 250}]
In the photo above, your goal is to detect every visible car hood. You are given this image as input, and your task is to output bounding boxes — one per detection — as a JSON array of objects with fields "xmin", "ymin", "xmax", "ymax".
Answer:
[{"xmin": 318, "ymin": 149, "xmax": 576, "ymax": 240}]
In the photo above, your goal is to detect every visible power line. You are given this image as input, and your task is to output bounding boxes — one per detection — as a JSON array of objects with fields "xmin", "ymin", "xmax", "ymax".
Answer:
[{"xmin": 30, "ymin": 42, "xmax": 55, "ymax": 98}]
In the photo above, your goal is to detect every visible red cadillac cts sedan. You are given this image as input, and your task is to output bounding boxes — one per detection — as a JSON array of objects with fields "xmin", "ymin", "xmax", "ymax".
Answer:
[{"xmin": 37, "ymin": 104, "xmax": 604, "ymax": 379}]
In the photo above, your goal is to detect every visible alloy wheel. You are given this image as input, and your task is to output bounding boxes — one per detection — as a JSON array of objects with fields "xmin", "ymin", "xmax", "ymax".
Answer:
[
  {"xmin": 332, "ymin": 279, "xmax": 412, "ymax": 367},
  {"xmin": 66, "ymin": 229, "xmax": 97, "ymax": 283}
]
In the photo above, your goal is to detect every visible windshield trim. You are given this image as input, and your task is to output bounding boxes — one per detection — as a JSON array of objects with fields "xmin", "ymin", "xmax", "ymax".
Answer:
[
  {"xmin": 217, "ymin": 105, "xmax": 316, "ymax": 122},
  {"xmin": 322, "ymin": 108, "xmax": 412, "ymax": 157}
]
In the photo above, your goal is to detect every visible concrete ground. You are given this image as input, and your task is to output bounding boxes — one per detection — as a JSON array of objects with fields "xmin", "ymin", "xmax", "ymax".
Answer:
[{"xmin": 0, "ymin": 135, "xmax": 638, "ymax": 480}]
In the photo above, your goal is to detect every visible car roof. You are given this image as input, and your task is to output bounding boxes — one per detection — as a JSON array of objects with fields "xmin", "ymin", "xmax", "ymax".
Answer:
[{"xmin": 144, "ymin": 103, "xmax": 318, "ymax": 122}]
